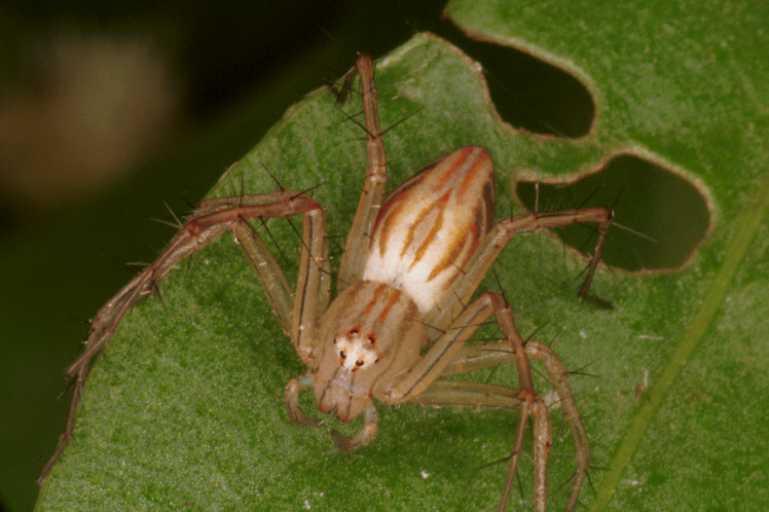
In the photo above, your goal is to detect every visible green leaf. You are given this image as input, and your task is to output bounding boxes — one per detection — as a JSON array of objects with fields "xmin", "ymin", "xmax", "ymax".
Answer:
[{"xmin": 37, "ymin": 2, "xmax": 769, "ymax": 510}]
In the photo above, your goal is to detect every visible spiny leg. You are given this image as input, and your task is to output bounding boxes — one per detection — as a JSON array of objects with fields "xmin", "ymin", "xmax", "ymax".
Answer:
[
  {"xmin": 500, "ymin": 399, "xmax": 532, "ymax": 512},
  {"xmin": 39, "ymin": 190, "xmax": 324, "ymax": 484},
  {"xmin": 332, "ymin": 293, "xmax": 513, "ymax": 451},
  {"xmin": 397, "ymin": 291, "xmax": 584, "ymax": 511},
  {"xmin": 443, "ymin": 340, "xmax": 589, "ymax": 511},
  {"xmin": 485, "ymin": 294, "xmax": 549, "ymax": 512},
  {"xmin": 211, "ymin": 192, "xmax": 330, "ymax": 362},
  {"xmin": 380, "ymin": 292, "xmax": 498, "ymax": 402},
  {"xmin": 530, "ymin": 400, "xmax": 551, "ymax": 512},
  {"xmin": 442, "ymin": 341, "xmax": 517, "ymax": 376},
  {"xmin": 427, "ymin": 207, "xmax": 612, "ymax": 331},
  {"xmin": 408, "ymin": 381, "xmax": 539, "ymax": 512},
  {"xmin": 411, "ymin": 380, "xmax": 522, "ymax": 409},
  {"xmin": 383, "ymin": 292, "xmax": 538, "ymax": 403},
  {"xmin": 231, "ymin": 220, "xmax": 293, "ymax": 335},
  {"xmin": 525, "ymin": 342, "xmax": 588, "ymax": 512},
  {"xmin": 379, "ymin": 290, "xmax": 545, "ymax": 509},
  {"xmin": 337, "ymin": 54, "xmax": 388, "ymax": 289},
  {"xmin": 288, "ymin": 206, "xmax": 330, "ymax": 363}
]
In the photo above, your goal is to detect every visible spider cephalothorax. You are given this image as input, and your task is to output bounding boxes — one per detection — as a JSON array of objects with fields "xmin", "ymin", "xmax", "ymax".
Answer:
[
  {"xmin": 43, "ymin": 54, "xmax": 612, "ymax": 511},
  {"xmin": 312, "ymin": 281, "xmax": 423, "ymax": 422}
]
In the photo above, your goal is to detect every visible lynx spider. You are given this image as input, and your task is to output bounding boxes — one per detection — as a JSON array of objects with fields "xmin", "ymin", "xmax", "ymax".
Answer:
[{"xmin": 41, "ymin": 54, "xmax": 612, "ymax": 511}]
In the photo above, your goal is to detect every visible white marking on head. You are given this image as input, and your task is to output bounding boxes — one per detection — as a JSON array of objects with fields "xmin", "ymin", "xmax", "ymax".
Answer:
[{"xmin": 335, "ymin": 331, "xmax": 378, "ymax": 371}]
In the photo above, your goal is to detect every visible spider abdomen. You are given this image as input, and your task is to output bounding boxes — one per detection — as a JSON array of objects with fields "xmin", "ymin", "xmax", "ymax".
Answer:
[{"xmin": 363, "ymin": 146, "xmax": 495, "ymax": 313}]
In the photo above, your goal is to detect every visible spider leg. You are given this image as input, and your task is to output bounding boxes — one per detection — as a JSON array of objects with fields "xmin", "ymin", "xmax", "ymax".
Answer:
[
  {"xmin": 387, "ymin": 292, "xmax": 585, "ymax": 511},
  {"xmin": 442, "ymin": 340, "xmax": 589, "ymax": 512},
  {"xmin": 40, "ymin": 190, "xmax": 326, "ymax": 484},
  {"xmin": 410, "ymin": 380, "xmax": 522, "ymax": 408},
  {"xmin": 285, "ymin": 376, "xmax": 380, "ymax": 451},
  {"xmin": 199, "ymin": 194, "xmax": 330, "ymax": 364},
  {"xmin": 427, "ymin": 207, "xmax": 612, "ymax": 330},
  {"xmin": 525, "ymin": 341, "xmax": 588, "ymax": 512},
  {"xmin": 529, "ymin": 400, "xmax": 551, "ymax": 512},
  {"xmin": 379, "ymin": 292, "xmax": 497, "ymax": 402},
  {"xmin": 285, "ymin": 373, "xmax": 320, "ymax": 426},
  {"xmin": 485, "ymin": 294, "xmax": 552, "ymax": 512},
  {"xmin": 331, "ymin": 405, "xmax": 379, "ymax": 452},
  {"xmin": 231, "ymin": 220, "xmax": 293, "ymax": 334},
  {"xmin": 441, "ymin": 341, "xmax": 517, "ymax": 375},
  {"xmin": 410, "ymin": 381, "xmax": 553, "ymax": 512},
  {"xmin": 202, "ymin": 193, "xmax": 331, "ymax": 359},
  {"xmin": 337, "ymin": 54, "xmax": 388, "ymax": 289}
]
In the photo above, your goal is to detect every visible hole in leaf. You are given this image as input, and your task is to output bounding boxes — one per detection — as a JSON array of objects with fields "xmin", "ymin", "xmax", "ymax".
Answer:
[
  {"xmin": 439, "ymin": 20, "xmax": 595, "ymax": 137},
  {"xmin": 516, "ymin": 153, "xmax": 712, "ymax": 272}
]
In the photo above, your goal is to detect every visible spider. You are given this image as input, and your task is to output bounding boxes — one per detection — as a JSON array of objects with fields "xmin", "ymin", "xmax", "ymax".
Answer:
[{"xmin": 41, "ymin": 54, "xmax": 612, "ymax": 511}]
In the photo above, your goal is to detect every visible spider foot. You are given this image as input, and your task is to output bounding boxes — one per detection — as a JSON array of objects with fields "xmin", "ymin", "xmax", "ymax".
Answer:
[
  {"xmin": 331, "ymin": 406, "xmax": 379, "ymax": 452},
  {"xmin": 285, "ymin": 376, "xmax": 320, "ymax": 427}
]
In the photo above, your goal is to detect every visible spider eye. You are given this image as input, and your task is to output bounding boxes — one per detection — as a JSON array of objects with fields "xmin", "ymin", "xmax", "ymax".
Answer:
[
  {"xmin": 355, "ymin": 360, "xmax": 364, "ymax": 367},
  {"xmin": 367, "ymin": 335, "xmax": 376, "ymax": 344},
  {"xmin": 349, "ymin": 328, "xmax": 359, "ymax": 336},
  {"xmin": 340, "ymin": 350, "xmax": 347, "ymax": 359}
]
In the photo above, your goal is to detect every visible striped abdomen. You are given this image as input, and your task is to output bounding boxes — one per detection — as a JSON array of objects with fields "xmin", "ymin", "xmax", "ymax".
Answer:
[{"xmin": 363, "ymin": 146, "xmax": 495, "ymax": 313}]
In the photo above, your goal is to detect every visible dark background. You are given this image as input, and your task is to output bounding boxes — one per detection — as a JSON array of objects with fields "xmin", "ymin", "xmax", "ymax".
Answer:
[{"xmin": 0, "ymin": 2, "xmax": 673, "ymax": 510}]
